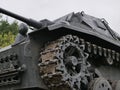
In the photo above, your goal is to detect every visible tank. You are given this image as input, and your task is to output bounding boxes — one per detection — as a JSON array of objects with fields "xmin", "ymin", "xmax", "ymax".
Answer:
[{"xmin": 0, "ymin": 8, "xmax": 120, "ymax": 90}]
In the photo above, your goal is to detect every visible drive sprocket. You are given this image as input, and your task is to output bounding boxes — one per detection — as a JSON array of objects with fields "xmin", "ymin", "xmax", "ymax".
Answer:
[{"xmin": 39, "ymin": 35, "xmax": 91, "ymax": 90}]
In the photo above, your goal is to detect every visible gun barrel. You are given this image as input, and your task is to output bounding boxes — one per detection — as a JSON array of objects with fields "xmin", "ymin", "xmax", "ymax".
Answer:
[{"xmin": 0, "ymin": 8, "xmax": 42, "ymax": 29}]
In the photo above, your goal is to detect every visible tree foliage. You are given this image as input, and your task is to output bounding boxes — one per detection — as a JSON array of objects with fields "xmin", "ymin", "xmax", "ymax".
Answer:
[{"xmin": 0, "ymin": 15, "xmax": 18, "ymax": 48}]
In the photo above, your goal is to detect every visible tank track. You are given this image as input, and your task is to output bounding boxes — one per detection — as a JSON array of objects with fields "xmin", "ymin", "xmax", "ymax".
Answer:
[
  {"xmin": 39, "ymin": 35, "xmax": 120, "ymax": 90},
  {"xmin": 82, "ymin": 38, "xmax": 120, "ymax": 66}
]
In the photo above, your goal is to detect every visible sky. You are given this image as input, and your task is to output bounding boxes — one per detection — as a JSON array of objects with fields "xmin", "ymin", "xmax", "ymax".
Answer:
[{"xmin": 1, "ymin": 0, "xmax": 120, "ymax": 34}]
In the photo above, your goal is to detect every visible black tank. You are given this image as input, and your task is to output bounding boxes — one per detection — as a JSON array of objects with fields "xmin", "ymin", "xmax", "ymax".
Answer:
[{"xmin": 0, "ymin": 8, "xmax": 120, "ymax": 90}]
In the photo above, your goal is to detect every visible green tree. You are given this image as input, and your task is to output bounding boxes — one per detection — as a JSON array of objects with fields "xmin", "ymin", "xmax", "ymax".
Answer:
[{"xmin": 0, "ymin": 15, "xmax": 18, "ymax": 48}]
